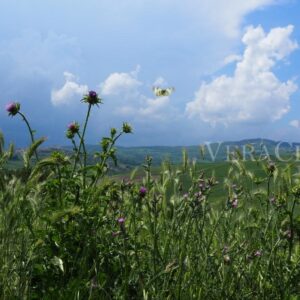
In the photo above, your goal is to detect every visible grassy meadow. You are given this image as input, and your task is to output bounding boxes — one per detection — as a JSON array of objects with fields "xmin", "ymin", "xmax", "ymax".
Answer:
[{"xmin": 1, "ymin": 96, "xmax": 300, "ymax": 299}]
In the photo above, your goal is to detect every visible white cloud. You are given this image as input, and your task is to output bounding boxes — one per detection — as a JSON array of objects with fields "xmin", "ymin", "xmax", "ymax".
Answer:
[
  {"xmin": 100, "ymin": 68, "xmax": 177, "ymax": 120},
  {"xmin": 197, "ymin": 0, "xmax": 276, "ymax": 38},
  {"xmin": 116, "ymin": 96, "xmax": 171, "ymax": 119},
  {"xmin": 51, "ymin": 72, "xmax": 88, "ymax": 106},
  {"xmin": 223, "ymin": 54, "xmax": 242, "ymax": 65},
  {"xmin": 100, "ymin": 66, "xmax": 141, "ymax": 96},
  {"xmin": 153, "ymin": 76, "xmax": 168, "ymax": 87},
  {"xmin": 186, "ymin": 25, "xmax": 298, "ymax": 125},
  {"xmin": 290, "ymin": 120, "xmax": 300, "ymax": 128},
  {"xmin": 139, "ymin": 96, "xmax": 171, "ymax": 118}
]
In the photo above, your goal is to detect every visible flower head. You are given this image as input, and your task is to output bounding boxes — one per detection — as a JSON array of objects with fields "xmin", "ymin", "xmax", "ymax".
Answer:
[
  {"xmin": 82, "ymin": 90, "xmax": 102, "ymax": 105},
  {"xmin": 68, "ymin": 122, "xmax": 80, "ymax": 133},
  {"xmin": 117, "ymin": 217, "xmax": 125, "ymax": 224},
  {"xmin": 231, "ymin": 197, "xmax": 238, "ymax": 208},
  {"xmin": 139, "ymin": 186, "xmax": 147, "ymax": 198},
  {"xmin": 66, "ymin": 121, "xmax": 80, "ymax": 139},
  {"xmin": 122, "ymin": 122, "xmax": 132, "ymax": 133},
  {"xmin": 254, "ymin": 250, "xmax": 262, "ymax": 257},
  {"xmin": 6, "ymin": 102, "xmax": 20, "ymax": 116}
]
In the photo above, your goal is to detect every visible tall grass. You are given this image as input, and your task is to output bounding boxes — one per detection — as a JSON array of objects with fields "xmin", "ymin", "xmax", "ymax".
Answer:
[{"xmin": 0, "ymin": 96, "xmax": 299, "ymax": 299}]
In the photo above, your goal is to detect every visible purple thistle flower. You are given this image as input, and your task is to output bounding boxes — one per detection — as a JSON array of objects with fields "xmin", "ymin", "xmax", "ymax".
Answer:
[
  {"xmin": 254, "ymin": 250, "xmax": 262, "ymax": 257},
  {"xmin": 139, "ymin": 186, "xmax": 147, "ymax": 198},
  {"xmin": 81, "ymin": 90, "xmax": 101, "ymax": 105},
  {"xmin": 118, "ymin": 217, "xmax": 125, "ymax": 224},
  {"xmin": 87, "ymin": 90, "xmax": 99, "ymax": 104},
  {"xmin": 89, "ymin": 90, "xmax": 97, "ymax": 98},
  {"xmin": 6, "ymin": 102, "xmax": 20, "ymax": 116},
  {"xmin": 67, "ymin": 122, "xmax": 80, "ymax": 134},
  {"xmin": 232, "ymin": 198, "xmax": 238, "ymax": 208}
]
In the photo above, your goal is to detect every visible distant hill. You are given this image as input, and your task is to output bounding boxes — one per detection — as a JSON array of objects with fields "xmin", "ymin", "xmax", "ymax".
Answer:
[{"xmin": 8, "ymin": 138, "xmax": 300, "ymax": 171}]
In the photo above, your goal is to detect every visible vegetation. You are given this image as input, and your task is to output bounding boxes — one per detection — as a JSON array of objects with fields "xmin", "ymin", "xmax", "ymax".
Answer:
[{"xmin": 0, "ymin": 95, "xmax": 300, "ymax": 299}]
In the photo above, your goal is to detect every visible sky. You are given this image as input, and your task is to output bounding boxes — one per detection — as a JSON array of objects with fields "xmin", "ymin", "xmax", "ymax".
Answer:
[{"xmin": 0, "ymin": 0, "xmax": 300, "ymax": 147}]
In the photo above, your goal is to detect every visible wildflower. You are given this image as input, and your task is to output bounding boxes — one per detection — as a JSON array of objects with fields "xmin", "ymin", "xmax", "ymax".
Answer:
[
  {"xmin": 232, "ymin": 197, "xmax": 238, "ymax": 208},
  {"xmin": 81, "ymin": 90, "xmax": 102, "ymax": 105},
  {"xmin": 112, "ymin": 231, "xmax": 120, "ymax": 237},
  {"xmin": 117, "ymin": 217, "xmax": 126, "ymax": 234},
  {"xmin": 139, "ymin": 186, "xmax": 147, "ymax": 198},
  {"xmin": 6, "ymin": 102, "xmax": 20, "ymax": 116},
  {"xmin": 254, "ymin": 250, "xmax": 262, "ymax": 257},
  {"xmin": 66, "ymin": 121, "xmax": 80, "ymax": 139},
  {"xmin": 118, "ymin": 217, "xmax": 125, "ymax": 224},
  {"xmin": 68, "ymin": 122, "xmax": 80, "ymax": 134},
  {"xmin": 183, "ymin": 193, "xmax": 189, "ymax": 200}
]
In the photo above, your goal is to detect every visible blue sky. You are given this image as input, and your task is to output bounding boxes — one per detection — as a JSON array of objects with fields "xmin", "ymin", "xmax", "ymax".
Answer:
[{"xmin": 0, "ymin": 0, "xmax": 300, "ymax": 146}]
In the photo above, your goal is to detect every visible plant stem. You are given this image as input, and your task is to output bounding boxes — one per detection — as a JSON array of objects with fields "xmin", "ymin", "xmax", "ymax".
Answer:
[
  {"xmin": 77, "ymin": 132, "xmax": 88, "ymax": 187},
  {"xmin": 72, "ymin": 103, "xmax": 92, "ymax": 178},
  {"xmin": 90, "ymin": 132, "xmax": 122, "ymax": 188},
  {"xmin": 288, "ymin": 196, "xmax": 297, "ymax": 263},
  {"xmin": 17, "ymin": 112, "xmax": 39, "ymax": 161}
]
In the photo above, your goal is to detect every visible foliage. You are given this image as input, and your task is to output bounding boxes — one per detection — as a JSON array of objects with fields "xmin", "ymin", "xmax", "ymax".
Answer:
[{"xmin": 0, "ymin": 94, "xmax": 299, "ymax": 299}]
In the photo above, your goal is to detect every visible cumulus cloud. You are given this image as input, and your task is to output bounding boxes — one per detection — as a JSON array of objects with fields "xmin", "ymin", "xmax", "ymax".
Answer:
[
  {"xmin": 139, "ymin": 96, "xmax": 171, "ymax": 119},
  {"xmin": 116, "ymin": 96, "xmax": 171, "ymax": 120},
  {"xmin": 223, "ymin": 54, "xmax": 242, "ymax": 65},
  {"xmin": 51, "ymin": 72, "xmax": 88, "ymax": 106},
  {"xmin": 100, "ymin": 67, "xmax": 176, "ymax": 120},
  {"xmin": 186, "ymin": 25, "xmax": 298, "ymax": 125},
  {"xmin": 289, "ymin": 120, "xmax": 300, "ymax": 128},
  {"xmin": 100, "ymin": 66, "xmax": 141, "ymax": 96}
]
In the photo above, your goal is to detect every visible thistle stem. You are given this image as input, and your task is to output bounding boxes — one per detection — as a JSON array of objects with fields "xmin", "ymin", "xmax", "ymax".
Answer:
[
  {"xmin": 73, "ymin": 103, "xmax": 92, "ymax": 177},
  {"xmin": 17, "ymin": 111, "xmax": 39, "ymax": 161}
]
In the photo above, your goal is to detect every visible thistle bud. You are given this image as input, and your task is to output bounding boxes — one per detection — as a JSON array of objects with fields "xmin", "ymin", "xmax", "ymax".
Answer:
[
  {"xmin": 6, "ymin": 102, "xmax": 20, "ymax": 116},
  {"xmin": 67, "ymin": 122, "xmax": 80, "ymax": 134},
  {"xmin": 139, "ymin": 186, "xmax": 147, "ymax": 198},
  {"xmin": 122, "ymin": 122, "xmax": 132, "ymax": 133},
  {"xmin": 81, "ymin": 90, "xmax": 102, "ymax": 105}
]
